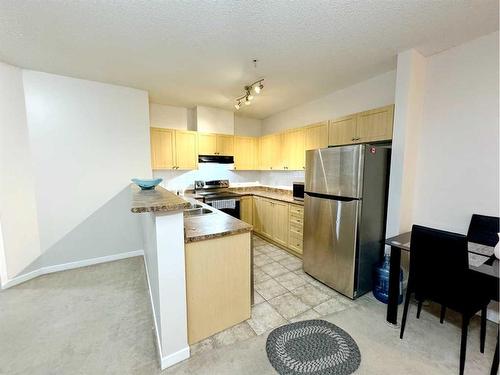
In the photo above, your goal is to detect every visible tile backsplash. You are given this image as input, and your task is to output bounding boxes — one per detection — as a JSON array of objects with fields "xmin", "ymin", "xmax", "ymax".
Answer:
[{"xmin": 153, "ymin": 165, "xmax": 304, "ymax": 193}]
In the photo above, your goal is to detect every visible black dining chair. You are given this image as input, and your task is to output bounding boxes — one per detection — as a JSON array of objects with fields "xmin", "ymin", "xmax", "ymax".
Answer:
[
  {"xmin": 400, "ymin": 225, "xmax": 491, "ymax": 375},
  {"xmin": 467, "ymin": 214, "xmax": 500, "ymax": 247}
]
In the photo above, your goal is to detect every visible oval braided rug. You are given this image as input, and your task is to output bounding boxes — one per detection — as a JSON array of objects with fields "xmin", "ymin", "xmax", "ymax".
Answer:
[{"xmin": 266, "ymin": 319, "xmax": 361, "ymax": 375}]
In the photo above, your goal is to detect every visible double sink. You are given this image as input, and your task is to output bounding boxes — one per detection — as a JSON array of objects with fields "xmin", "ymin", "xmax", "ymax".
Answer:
[{"xmin": 183, "ymin": 202, "xmax": 214, "ymax": 217}]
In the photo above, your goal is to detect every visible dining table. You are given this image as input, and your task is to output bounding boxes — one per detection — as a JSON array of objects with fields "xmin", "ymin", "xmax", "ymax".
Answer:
[{"xmin": 385, "ymin": 232, "xmax": 499, "ymax": 374}]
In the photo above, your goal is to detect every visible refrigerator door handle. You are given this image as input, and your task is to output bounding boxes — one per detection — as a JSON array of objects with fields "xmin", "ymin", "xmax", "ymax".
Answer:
[{"xmin": 305, "ymin": 191, "xmax": 360, "ymax": 202}]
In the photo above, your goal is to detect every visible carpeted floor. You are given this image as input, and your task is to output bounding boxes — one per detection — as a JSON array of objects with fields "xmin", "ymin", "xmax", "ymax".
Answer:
[{"xmin": 0, "ymin": 247, "xmax": 496, "ymax": 374}]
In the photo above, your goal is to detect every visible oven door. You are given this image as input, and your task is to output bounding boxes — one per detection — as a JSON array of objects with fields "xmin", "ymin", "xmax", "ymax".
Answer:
[{"xmin": 206, "ymin": 199, "xmax": 241, "ymax": 219}]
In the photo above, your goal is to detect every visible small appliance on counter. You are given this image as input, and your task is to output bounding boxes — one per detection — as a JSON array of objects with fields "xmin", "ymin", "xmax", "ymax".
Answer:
[
  {"xmin": 292, "ymin": 182, "xmax": 304, "ymax": 201},
  {"xmin": 194, "ymin": 180, "xmax": 241, "ymax": 219}
]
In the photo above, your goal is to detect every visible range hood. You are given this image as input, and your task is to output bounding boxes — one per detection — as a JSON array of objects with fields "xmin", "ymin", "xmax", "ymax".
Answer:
[{"xmin": 198, "ymin": 155, "xmax": 234, "ymax": 164}]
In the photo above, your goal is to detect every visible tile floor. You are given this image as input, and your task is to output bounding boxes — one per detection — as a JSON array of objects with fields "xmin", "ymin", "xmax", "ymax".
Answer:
[{"xmin": 190, "ymin": 234, "xmax": 358, "ymax": 355}]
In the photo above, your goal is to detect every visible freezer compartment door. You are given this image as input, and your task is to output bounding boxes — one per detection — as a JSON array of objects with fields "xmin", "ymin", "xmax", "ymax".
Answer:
[
  {"xmin": 305, "ymin": 145, "xmax": 364, "ymax": 198},
  {"xmin": 303, "ymin": 193, "xmax": 359, "ymax": 298}
]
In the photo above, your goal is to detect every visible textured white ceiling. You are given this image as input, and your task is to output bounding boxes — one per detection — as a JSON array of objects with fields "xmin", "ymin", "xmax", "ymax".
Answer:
[{"xmin": 0, "ymin": 1, "xmax": 498, "ymax": 119}]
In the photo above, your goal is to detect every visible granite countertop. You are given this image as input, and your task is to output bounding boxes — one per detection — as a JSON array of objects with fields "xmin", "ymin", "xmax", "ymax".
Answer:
[
  {"xmin": 130, "ymin": 184, "xmax": 190, "ymax": 213},
  {"xmin": 184, "ymin": 200, "xmax": 252, "ymax": 243}
]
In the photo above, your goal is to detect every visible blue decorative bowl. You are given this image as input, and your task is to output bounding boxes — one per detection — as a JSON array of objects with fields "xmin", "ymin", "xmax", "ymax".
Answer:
[{"xmin": 131, "ymin": 178, "xmax": 163, "ymax": 190}]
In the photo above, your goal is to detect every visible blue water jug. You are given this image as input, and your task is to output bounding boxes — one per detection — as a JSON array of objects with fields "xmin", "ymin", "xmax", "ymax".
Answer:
[{"xmin": 373, "ymin": 255, "xmax": 403, "ymax": 304}]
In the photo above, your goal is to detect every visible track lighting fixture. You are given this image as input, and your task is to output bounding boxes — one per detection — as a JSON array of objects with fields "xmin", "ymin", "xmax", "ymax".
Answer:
[{"xmin": 234, "ymin": 79, "xmax": 264, "ymax": 110}]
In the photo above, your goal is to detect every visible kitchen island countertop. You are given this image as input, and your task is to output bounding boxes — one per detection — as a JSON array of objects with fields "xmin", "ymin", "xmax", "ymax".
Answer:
[
  {"xmin": 184, "ymin": 200, "xmax": 252, "ymax": 243},
  {"xmin": 130, "ymin": 184, "xmax": 190, "ymax": 213}
]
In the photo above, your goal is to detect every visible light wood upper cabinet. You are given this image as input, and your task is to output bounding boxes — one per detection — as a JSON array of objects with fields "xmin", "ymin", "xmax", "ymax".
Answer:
[
  {"xmin": 175, "ymin": 130, "xmax": 198, "ymax": 170},
  {"xmin": 259, "ymin": 133, "xmax": 282, "ymax": 170},
  {"xmin": 150, "ymin": 128, "xmax": 175, "ymax": 169},
  {"xmin": 150, "ymin": 127, "xmax": 197, "ymax": 170},
  {"xmin": 328, "ymin": 115, "xmax": 357, "ymax": 146},
  {"xmin": 282, "ymin": 128, "xmax": 305, "ymax": 170},
  {"xmin": 328, "ymin": 105, "xmax": 394, "ymax": 146},
  {"xmin": 305, "ymin": 122, "xmax": 328, "ymax": 151},
  {"xmin": 216, "ymin": 135, "xmax": 234, "ymax": 156},
  {"xmin": 240, "ymin": 196, "xmax": 253, "ymax": 225},
  {"xmin": 234, "ymin": 136, "xmax": 258, "ymax": 170},
  {"xmin": 197, "ymin": 133, "xmax": 217, "ymax": 155},
  {"xmin": 197, "ymin": 133, "xmax": 234, "ymax": 156},
  {"xmin": 356, "ymin": 105, "xmax": 394, "ymax": 142}
]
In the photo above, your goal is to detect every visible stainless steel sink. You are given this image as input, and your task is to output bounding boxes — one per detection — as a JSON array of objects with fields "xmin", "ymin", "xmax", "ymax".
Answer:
[
  {"xmin": 184, "ymin": 208, "xmax": 213, "ymax": 216},
  {"xmin": 185, "ymin": 203, "xmax": 203, "ymax": 209}
]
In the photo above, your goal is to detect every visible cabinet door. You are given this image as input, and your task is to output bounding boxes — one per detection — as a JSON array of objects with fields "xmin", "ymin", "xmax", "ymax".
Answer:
[
  {"xmin": 290, "ymin": 128, "xmax": 305, "ymax": 170},
  {"xmin": 175, "ymin": 131, "xmax": 198, "ymax": 170},
  {"xmin": 150, "ymin": 127, "xmax": 175, "ymax": 169},
  {"xmin": 240, "ymin": 196, "xmax": 253, "ymax": 225},
  {"xmin": 356, "ymin": 105, "xmax": 394, "ymax": 142},
  {"xmin": 282, "ymin": 129, "xmax": 305, "ymax": 170},
  {"xmin": 216, "ymin": 135, "xmax": 234, "ymax": 156},
  {"xmin": 270, "ymin": 133, "xmax": 283, "ymax": 170},
  {"xmin": 281, "ymin": 132, "xmax": 293, "ymax": 170},
  {"xmin": 259, "ymin": 135, "xmax": 273, "ymax": 170},
  {"xmin": 198, "ymin": 133, "xmax": 217, "ymax": 155},
  {"xmin": 259, "ymin": 199, "xmax": 273, "ymax": 239},
  {"xmin": 234, "ymin": 136, "xmax": 258, "ymax": 170},
  {"xmin": 252, "ymin": 197, "xmax": 262, "ymax": 233},
  {"xmin": 328, "ymin": 115, "xmax": 357, "ymax": 146},
  {"xmin": 305, "ymin": 122, "xmax": 328, "ymax": 150},
  {"xmin": 271, "ymin": 201, "xmax": 289, "ymax": 247}
]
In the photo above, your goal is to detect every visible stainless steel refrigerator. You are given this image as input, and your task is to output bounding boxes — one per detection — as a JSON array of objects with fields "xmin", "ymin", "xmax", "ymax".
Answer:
[{"xmin": 303, "ymin": 144, "xmax": 390, "ymax": 299}]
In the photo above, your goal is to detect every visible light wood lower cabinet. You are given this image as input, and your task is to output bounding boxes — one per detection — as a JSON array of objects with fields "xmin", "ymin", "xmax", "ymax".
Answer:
[
  {"xmin": 240, "ymin": 196, "xmax": 253, "ymax": 224},
  {"xmin": 251, "ymin": 196, "xmax": 304, "ymax": 256},
  {"xmin": 185, "ymin": 233, "xmax": 251, "ymax": 344},
  {"xmin": 288, "ymin": 204, "xmax": 304, "ymax": 254}
]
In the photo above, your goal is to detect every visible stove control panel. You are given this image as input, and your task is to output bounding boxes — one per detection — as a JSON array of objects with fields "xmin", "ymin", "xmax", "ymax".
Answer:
[{"xmin": 194, "ymin": 179, "xmax": 229, "ymax": 190}]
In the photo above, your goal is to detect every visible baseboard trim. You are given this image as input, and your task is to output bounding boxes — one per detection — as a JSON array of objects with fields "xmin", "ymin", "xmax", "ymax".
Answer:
[
  {"xmin": 1, "ymin": 250, "xmax": 144, "ymax": 289},
  {"xmin": 160, "ymin": 347, "xmax": 190, "ymax": 369},
  {"xmin": 142, "ymin": 254, "xmax": 190, "ymax": 369}
]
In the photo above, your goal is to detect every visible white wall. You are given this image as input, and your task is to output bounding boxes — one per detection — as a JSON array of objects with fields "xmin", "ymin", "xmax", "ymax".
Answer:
[
  {"xmin": 150, "ymin": 103, "xmax": 188, "ymax": 130},
  {"xmin": 234, "ymin": 116, "xmax": 262, "ymax": 136},
  {"xmin": 386, "ymin": 50, "xmax": 427, "ymax": 237},
  {"xmin": 262, "ymin": 70, "xmax": 396, "ymax": 134},
  {"xmin": 0, "ymin": 62, "xmax": 41, "ymax": 280},
  {"xmin": 412, "ymin": 32, "xmax": 499, "ymax": 233},
  {"xmin": 23, "ymin": 71, "xmax": 151, "ymax": 254},
  {"xmin": 195, "ymin": 105, "xmax": 234, "ymax": 134}
]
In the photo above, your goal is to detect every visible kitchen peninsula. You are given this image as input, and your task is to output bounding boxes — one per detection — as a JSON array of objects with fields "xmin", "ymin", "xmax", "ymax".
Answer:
[{"xmin": 130, "ymin": 184, "xmax": 252, "ymax": 369}]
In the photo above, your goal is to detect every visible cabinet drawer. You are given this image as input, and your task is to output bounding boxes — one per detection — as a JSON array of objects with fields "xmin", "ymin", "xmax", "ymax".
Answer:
[
  {"xmin": 290, "ymin": 221, "xmax": 303, "ymax": 234},
  {"xmin": 289, "ymin": 231, "xmax": 303, "ymax": 251},
  {"xmin": 289, "ymin": 205, "xmax": 304, "ymax": 216},
  {"xmin": 289, "ymin": 215, "xmax": 303, "ymax": 226}
]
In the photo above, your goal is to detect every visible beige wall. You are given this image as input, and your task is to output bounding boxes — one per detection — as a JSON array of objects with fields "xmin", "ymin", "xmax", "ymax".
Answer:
[
  {"xmin": 262, "ymin": 70, "xmax": 396, "ymax": 134},
  {"xmin": 150, "ymin": 103, "xmax": 188, "ymax": 130},
  {"xmin": 412, "ymin": 31, "xmax": 499, "ymax": 233},
  {"xmin": 0, "ymin": 62, "xmax": 42, "ymax": 281}
]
